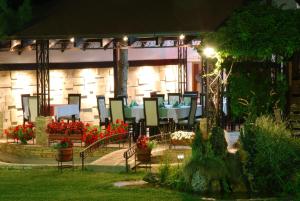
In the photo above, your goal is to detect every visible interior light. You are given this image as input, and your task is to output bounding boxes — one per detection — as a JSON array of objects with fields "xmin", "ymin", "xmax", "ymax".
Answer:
[
  {"xmin": 179, "ymin": 34, "xmax": 185, "ymax": 40},
  {"xmin": 70, "ymin": 37, "xmax": 75, "ymax": 43},
  {"xmin": 123, "ymin": 36, "xmax": 128, "ymax": 42}
]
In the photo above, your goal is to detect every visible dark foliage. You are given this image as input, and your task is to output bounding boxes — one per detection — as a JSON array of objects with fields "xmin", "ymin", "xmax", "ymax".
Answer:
[
  {"xmin": 240, "ymin": 116, "xmax": 300, "ymax": 194},
  {"xmin": 210, "ymin": 127, "xmax": 227, "ymax": 158}
]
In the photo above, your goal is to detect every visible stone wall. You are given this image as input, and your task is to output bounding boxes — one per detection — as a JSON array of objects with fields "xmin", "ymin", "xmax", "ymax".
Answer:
[{"xmin": 0, "ymin": 65, "xmax": 178, "ymax": 128}]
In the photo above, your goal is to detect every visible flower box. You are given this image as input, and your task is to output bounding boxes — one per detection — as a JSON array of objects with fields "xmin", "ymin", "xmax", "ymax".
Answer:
[
  {"xmin": 48, "ymin": 133, "xmax": 83, "ymax": 146},
  {"xmin": 170, "ymin": 131, "xmax": 195, "ymax": 146}
]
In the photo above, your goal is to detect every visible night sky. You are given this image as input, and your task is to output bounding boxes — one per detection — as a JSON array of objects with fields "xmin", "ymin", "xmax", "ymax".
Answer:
[{"xmin": 8, "ymin": 0, "xmax": 57, "ymax": 9}]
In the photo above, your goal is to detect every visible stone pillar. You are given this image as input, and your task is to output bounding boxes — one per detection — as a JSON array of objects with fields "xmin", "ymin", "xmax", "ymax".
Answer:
[
  {"xmin": 119, "ymin": 48, "xmax": 129, "ymax": 96},
  {"xmin": 35, "ymin": 116, "xmax": 52, "ymax": 145}
]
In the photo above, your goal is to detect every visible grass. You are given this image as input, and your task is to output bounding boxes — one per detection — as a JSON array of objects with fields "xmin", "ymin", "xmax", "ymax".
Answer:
[{"xmin": 0, "ymin": 168, "xmax": 204, "ymax": 201}]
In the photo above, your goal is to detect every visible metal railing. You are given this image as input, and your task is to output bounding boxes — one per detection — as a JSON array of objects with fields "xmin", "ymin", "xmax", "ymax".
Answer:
[
  {"xmin": 79, "ymin": 132, "xmax": 129, "ymax": 170},
  {"xmin": 123, "ymin": 133, "xmax": 171, "ymax": 172}
]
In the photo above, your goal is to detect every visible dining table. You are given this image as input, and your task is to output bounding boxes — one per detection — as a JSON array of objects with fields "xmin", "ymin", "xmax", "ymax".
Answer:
[
  {"xmin": 50, "ymin": 104, "xmax": 80, "ymax": 121},
  {"xmin": 122, "ymin": 104, "xmax": 202, "ymax": 123}
]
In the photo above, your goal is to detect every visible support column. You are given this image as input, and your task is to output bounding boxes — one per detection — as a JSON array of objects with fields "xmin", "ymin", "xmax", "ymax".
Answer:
[
  {"xmin": 113, "ymin": 41, "xmax": 120, "ymax": 97},
  {"xmin": 36, "ymin": 39, "xmax": 50, "ymax": 116},
  {"xmin": 119, "ymin": 48, "xmax": 129, "ymax": 96},
  {"xmin": 113, "ymin": 41, "xmax": 129, "ymax": 97},
  {"xmin": 178, "ymin": 42, "xmax": 187, "ymax": 94}
]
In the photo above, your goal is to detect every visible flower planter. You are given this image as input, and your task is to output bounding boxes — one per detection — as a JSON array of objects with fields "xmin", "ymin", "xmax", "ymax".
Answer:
[
  {"xmin": 136, "ymin": 148, "xmax": 151, "ymax": 163},
  {"xmin": 56, "ymin": 147, "xmax": 73, "ymax": 162},
  {"xmin": 171, "ymin": 139, "xmax": 192, "ymax": 146},
  {"xmin": 48, "ymin": 133, "xmax": 83, "ymax": 146}
]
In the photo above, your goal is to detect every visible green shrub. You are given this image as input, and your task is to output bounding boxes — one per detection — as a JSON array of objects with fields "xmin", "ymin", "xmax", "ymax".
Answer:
[
  {"xmin": 184, "ymin": 130, "xmax": 229, "ymax": 193},
  {"xmin": 191, "ymin": 171, "xmax": 208, "ymax": 192},
  {"xmin": 210, "ymin": 127, "xmax": 228, "ymax": 158},
  {"xmin": 158, "ymin": 158, "xmax": 171, "ymax": 185},
  {"xmin": 240, "ymin": 116, "xmax": 300, "ymax": 194},
  {"xmin": 166, "ymin": 167, "xmax": 188, "ymax": 191}
]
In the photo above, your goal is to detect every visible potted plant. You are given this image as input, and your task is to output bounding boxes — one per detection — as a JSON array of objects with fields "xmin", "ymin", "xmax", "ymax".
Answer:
[
  {"xmin": 136, "ymin": 135, "xmax": 156, "ymax": 162},
  {"xmin": 54, "ymin": 138, "xmax": 73, "ymax": 162},
  {"xmin": 4, "ymin": 122, "xmax": 35, "ymax": 144}
]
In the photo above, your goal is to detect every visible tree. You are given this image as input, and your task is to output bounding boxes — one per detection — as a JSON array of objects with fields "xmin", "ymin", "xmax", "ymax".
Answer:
[
  {"xmin": 199, "ymin": 1, "xmax": 300, "ymax": 124},
  {"xmin": 203, "ymin": 1, "xmax": 300, "ymax": 62},
  {"xmin": 0, "ymin": 0, "xmax": 32, "ymax": 38}
]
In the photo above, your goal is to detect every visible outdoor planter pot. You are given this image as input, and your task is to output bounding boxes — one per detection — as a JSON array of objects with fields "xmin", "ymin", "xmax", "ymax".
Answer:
[
  {"xmin": 136, "ymin": 148, "xmax": 151, "ymax": 163},
  {"xmin": 56, "ymin": 147, "xmax": 73, "ymax": 162}
]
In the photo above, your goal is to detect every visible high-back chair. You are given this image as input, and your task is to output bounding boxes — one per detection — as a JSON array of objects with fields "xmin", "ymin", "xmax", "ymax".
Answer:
[
  {"xmin": 109, "ymin": 98, "xmax": 125, "ymax": 123},
  {"xmin": 177, "ymin": 97, "xmax": 197, "ymax": 131},
  {"xmin": 68, "ymin": 94, "xmax": 81, "ymax": 121},
  {"xmin": 184, "ymin": 91, "xmax": 198, "ymax": 96},
  {"xmin": 168, "ymin": 93, "xmax": 181, "ymax": 105},
  {"xmin": 150, "ymin": 92, "xmax": 157, "ymax": 97},
  {"xmin": 28, "ymin": 96, "xmax": 38, "ymax": 123},
  {"xmin": 151, "ymin": 93, "xmax": 165, "ymax": 106},
  {"xmin": 110, "ymin": 97, "xmax": 136, "ymax": 143},
  {"xmin": 143, "ymin": 98, "xmax": 169, "ymax": 136},
  {"xmin": 96, "ymin": 95, "xmax": 109, "ymax": 127},
  {"xmin": 183, "ymin": 94, "xmax": 197, "ymax": 106},
  {"xmin": 155, "ymin": 94, "xmax": 165, "ymax": 106},
  {"xmin": 117, "ymin": 95, "xmax": 128, "ymax": 106},
  {"xmin": 21, "ymin": 94, "xmax": 30, "ymax": 125},
  {"xmin": 183, "ymin": 91, "xmax": 198, "ymax": 105},
  {"xmin": 143, "ymin": 98, "xmax": 159, "ymax": 128}
]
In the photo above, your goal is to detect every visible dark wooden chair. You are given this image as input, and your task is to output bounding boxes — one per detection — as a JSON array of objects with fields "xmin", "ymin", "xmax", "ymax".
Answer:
[
  {"xmin": 96, "ymin": 95, "xmax": 109, "ymax": 128},
  {"xmin": 177, "ymin": 97, "xmax": 197, "ymax": 131},
  {"xmin": 167, "ymin": 93, "xmax": 181, "ymax": 105},
  {"xmin": 117, "ymin": 95, "xmax": 128, "ymax": 106},
  {"xmin": 21, "ymin": 94, "xmax": 30, "ymax": 125}
]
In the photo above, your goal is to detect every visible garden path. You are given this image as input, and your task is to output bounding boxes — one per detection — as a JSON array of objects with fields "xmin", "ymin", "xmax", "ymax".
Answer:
[{"xmin": 90, "ymin": 144, "xmax": 170, "ymax": 168}]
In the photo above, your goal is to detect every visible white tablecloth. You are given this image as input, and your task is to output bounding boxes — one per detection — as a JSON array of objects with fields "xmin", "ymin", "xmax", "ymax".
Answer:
[
  {"xmin": 124, "ymin": 105, "xmax": 202, "ymax": 123},
  {"xmin": 162, "ymin": 105, "xmax": 202, "ymax": 123},
  {"xmin": 53, "ymin": 104, "xmax": 80, "ymax": 119}
]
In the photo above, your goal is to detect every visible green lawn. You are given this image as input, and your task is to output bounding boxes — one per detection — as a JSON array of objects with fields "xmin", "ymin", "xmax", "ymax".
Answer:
[{"xmin": 0, "ymin": 168, "xmax": 203, "ymax": 201}]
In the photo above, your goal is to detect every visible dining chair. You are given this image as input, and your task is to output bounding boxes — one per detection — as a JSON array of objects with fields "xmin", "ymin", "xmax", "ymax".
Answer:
[
  {"xmin": 21, "ymin": 94, "xmax": 30, "ymax": 125},
  {"xmin": 143, "ymin": 98, "xmax": 169, "ymax": 137},
  {"xmin": 117, "ymin": 95, "xmax": 128, "ymax": 106},
  {"xmin": 151, "ymin": 93, "xmax": 165, "ymax": 106},
  {"xmin": 182, "ymin": 94, "xmax": 197, "ymax": 106},
  {"xmin": 96, "ymin": 95, "xmax": 109, "ymax": 128},
  {"xmin": 184, "ymin": 91, "xmax": 198, "ymax": 96},
  {"xmin": 177, "ymin": 97, "xmax": 197, "ymax": 131},
  {"xmin": 168, "ymin": 93, "xmax": 181, "ymax": 105},
  {"xmin": 109, "ymin": 98, "xmax": 136, "ymax": 144},
  {"xmin": 67, "ymin": 93, "xmax": 81, "ymax": 121},
  {"xmin": 150, "ymin": 92, "xmax": 157, "ymax": 97},
  {"xmin": 28, "ymin": 96, "xmax": 38, "ymax": 123},
  {"xmin": 109, "ymin": 98, "xmax": 125, "ymax": 123}
]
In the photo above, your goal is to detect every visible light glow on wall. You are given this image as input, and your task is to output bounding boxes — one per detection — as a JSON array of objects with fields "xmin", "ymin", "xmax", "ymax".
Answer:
[{"xmin": 138, "ymin": 66, "xmax": 159, "ymax": 91}]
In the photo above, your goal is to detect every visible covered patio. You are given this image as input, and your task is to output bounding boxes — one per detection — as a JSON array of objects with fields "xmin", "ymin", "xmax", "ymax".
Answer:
[{"xmin": 0, "ymin": 0, "xmax": 244, "ymax": 128}]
